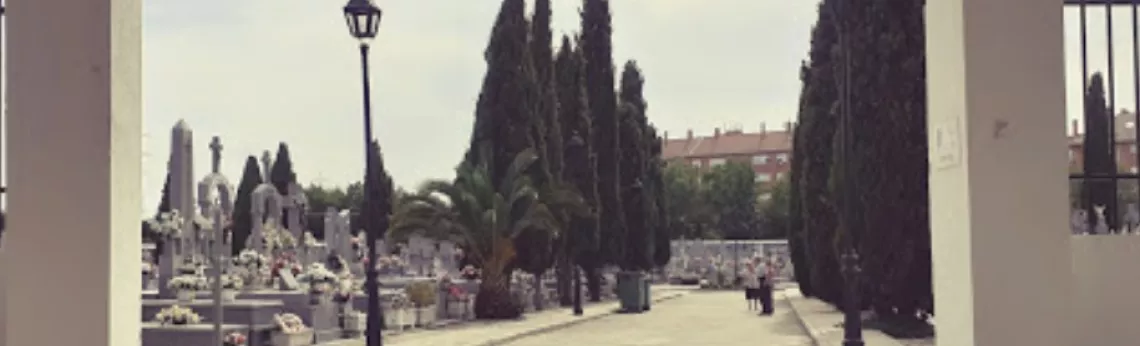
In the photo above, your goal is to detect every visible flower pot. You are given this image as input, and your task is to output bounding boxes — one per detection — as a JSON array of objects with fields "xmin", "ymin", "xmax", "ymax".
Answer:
[
  {"xmin": 221, "ymin": 290, "xmax": 239, "ymax": 302},
  {"xmin": 415, "ymin": 305, "xmax": 437, "ymax": 327},
  {"xmin": 344, "ymin": 311, "xmax": 366, "ymax": 334},
  {"xmin": 383, "ymin": 308, "xmax": 406, "ymax": 332},
  {"xmin": 270, "ymin": 329, "xmax": 313, "ymax": 346},
  {"xmin": 176, "ymin": 290, "xmax": 196, "ymax": 303}
]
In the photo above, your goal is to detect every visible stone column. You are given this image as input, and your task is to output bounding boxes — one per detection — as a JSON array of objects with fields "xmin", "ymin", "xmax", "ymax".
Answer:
[
  {"xmin": 926, "ymin": 0, "xmax": 1073, "ymax": 345},
  {"xmin": 3, "ymin": 0, "xmax": 142, "ymax": 346}
]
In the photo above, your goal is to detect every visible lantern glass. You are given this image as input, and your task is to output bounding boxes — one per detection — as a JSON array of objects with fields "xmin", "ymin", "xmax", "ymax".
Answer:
[{"xmin": 343, "ymin": 0, "xmax": 382, "ymax": 40}]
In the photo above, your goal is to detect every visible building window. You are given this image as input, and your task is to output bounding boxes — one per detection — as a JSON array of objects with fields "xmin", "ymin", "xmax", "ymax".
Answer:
[
  {"xmin": 756, "ymin": 173, "xmax": 772, "ymax": 183},
  {"xmin": 709, "ymin": 158, "xmax": 726, "ymax": 167},
  {"xmin": 1132, "ymin": 166, "xmax": 1139, "ymax": 174},
  {"xmin": 752, "ymin": 155, "xmax": 769, "ymax": 165},
  {"xmin": 776, "ymin": 153, "xmax": 789, "ymax": 164},
  {"xmin": 691, "ymin": 159, "xmax": 702, "ymax": 168}
]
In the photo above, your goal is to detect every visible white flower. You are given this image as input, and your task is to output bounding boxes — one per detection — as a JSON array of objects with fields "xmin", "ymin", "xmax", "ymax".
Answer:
[
  {"xmin": 167, "ymin": 274, "xmax": 208, "ymax": 291},
  {"xmin": 274, "ymin": 313, "xmax": 308, "ymax": 334},
  {"xmin": 298, "ymin": 263, "xmax": 339, "ymax": 286},
  {"xmin": 155, "ymin": 305, "xmax": 202, "ymax": 325}
]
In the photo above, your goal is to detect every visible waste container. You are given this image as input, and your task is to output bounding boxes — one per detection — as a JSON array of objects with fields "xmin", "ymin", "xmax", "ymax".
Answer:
[
  {"xmin": 641, "ymin": 273, "xmax": 651, "ymax": 311},
  {"xmin": 617, "ymin": 271, "xmax": 645, "ymax": 313}
]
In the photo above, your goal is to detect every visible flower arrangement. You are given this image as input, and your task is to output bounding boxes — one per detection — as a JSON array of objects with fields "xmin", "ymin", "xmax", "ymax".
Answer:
[
  {"xmin": 264, "ymin": 225, "xmax": 297, "ymax": 251},
  {"xmin": 146, "ymin": 210, "xmax": 184, "ymax": 239},
  {"xmin": 460, "ymin": 265, "xmax": 479, "ymax": 280},
  {"xmin": 142, "ymin": 262, "xmax": 154, "ymax": 276},
  {"xmin": 154, "ymin": 305, "xmax": 202, "ymax": 325},
  {"xmin": 382, "ymin": 292, "xmax": 413, "ymax": 309},
  {"xmin": 271, "ymin": 256, "xmax": 303, "ymax": 279},
  {"xmin": 191, "ymin": 215, "xmax": 212, "ymax": 233},
  {"xmin": 301, "ymin": 232, "xmax": 319, "ymax": 248},
  {"xmin": 332, "ymin": 280, "xmax": 356, "ymax": 304},
  {"xmin": 298, "ymin": 263, "xmax": 339, "ymax": 291},
  {"xmin": 219, "ymin": 274, "xmax": 244, "ymax": 290},
  {"xmin": 167, "ymin": 274, "xmax": 208, "ymax": 291},
  {"xmin": 233, "ymin": 249, "xmax": 268, "ymax": 269},
  {"xmin": 406, "ymin": 281, "xmax": 438, "ymax": 307},
  {"xmin": 222, "ymin": 332, "xmax": 247, "ymax": 346},
  {"xmin": 273, "ymin": 313, "xmax": 309, "ymax": 334}
]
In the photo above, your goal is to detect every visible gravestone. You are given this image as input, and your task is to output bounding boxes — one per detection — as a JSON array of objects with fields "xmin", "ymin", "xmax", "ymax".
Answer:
[
  {"xmin": 323, "ymin": 208, "xmax": 339, "ymax": 255},
  {"xmin": 438, "ymin": 241, "xmax": 458, "ymax": 274},
  {"xmin": 169, "ymin": 121, "xmax": 197, "ymax": 262},
  {"xmin": 250, "ymin": 184, "xmax": 283, "ymax": 251},
  {"xmin": 283, "ymin": 183, "xmax": 308, "ymax": 240}
]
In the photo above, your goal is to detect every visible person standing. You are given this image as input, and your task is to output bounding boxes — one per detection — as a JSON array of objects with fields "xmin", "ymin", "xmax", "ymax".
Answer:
[
  {"xmin": 740, "ymin": 262, "xmax": 760, "ymax": 310},
  {"xmin": 759, "ymin": 258, "xmax": 777, "ymax": 315}
]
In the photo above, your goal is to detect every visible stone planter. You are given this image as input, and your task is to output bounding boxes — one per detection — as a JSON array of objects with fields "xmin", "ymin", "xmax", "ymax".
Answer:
[
  {"xmin": 383, "ymin": 307, "xmax": 408, "ymax": 332},
  {"xmin": 221, "ymin": 290, "xmax": 239, "ymax": 302},
  {"xmin": 176, "ymin": 290, "xmax": 196, "ymax": 303},
  {"xmin": 415, "ymin": 305, "xmax": 437, "ymax": 327},
  {"xmin": 446, "ymin": 299, "xmax": 470, "ymax": 319},
  {"xmin": 271, "ymin": 329, "xmax": 313, "ymax": 346},
  {"xmin": 343, "ymin": 311, "xmax": 365, "ymax": 337}
]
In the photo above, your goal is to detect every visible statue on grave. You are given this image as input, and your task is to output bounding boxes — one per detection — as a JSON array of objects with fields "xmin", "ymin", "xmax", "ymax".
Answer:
[{"xmin": 1095, "ymin": 205, "xmax": 1110, "ymax": 234}]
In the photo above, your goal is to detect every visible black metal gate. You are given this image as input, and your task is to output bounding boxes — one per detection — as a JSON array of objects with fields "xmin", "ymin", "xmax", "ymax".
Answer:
[{"xmin": 1066, "ymin": 0, "xmax": 1140, "ymax": 234}]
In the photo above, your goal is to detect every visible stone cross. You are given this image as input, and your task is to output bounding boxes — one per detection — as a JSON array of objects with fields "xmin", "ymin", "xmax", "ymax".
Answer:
[
  {"xmin": 261, "ymin": 150, "xmax": 273, "ymax": 182},
  {"xmin": 209, "ymin": 136, "xmax": 223, "ymax": 174}
]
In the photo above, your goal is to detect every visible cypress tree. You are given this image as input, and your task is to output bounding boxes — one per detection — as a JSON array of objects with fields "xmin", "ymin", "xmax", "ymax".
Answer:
[
  {"xmin": 1083, "ymin": 73, "xmax": 1115, "ymax": 232},
  {"xmin": 580, "ymin": 0, "xmax": 624, "ymax": 267},
  {"xmin": 232, "ymin": 156, "xmax": 263, "ymax": 255},
  {"xmin": 465, "ymin": 0, "xmax": 538, "ymax": 187},
  {"xmin": 157, "ymin": 173, "xmax": 172, "ymax": 216},
  {"xmin": 270, "ymin": 142, "xmax": 297, "ymax": 194},
  {"xmin": 646, "ymin": 126, "xmax": 671, "ymax": 268},
  {"xmin": 364, "ymin": 140, "xmax": 394, "ymax": 242},
  {"xmin": 556, "ymin": 36, "xmax": 603, "ymax": 301},
  {"xmin": 617, "ymin": 61, "xmax": 652, "ymax": 270},
  {"xmin": 841, "ymin": 0, "xmax": 932, "ymax": 325},
  {"xmin": 796, "ymin": 0, "xmax": 843, "ymax": 305}
]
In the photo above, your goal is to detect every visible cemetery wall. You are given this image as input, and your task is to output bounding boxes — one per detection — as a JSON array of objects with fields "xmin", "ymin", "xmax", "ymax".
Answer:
[{"xmin": 1071, "ymin": 236, "xmax": 1140, "ymax": 344}]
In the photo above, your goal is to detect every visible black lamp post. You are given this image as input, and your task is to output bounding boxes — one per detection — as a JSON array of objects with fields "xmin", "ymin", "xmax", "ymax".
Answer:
[
  {"xmin": 342, "ymin": 0, "xmax": 383, "ymax": 345},
  {"xmin": 832, "ymin": 0, "xmax": 864, "ymax": 344}
]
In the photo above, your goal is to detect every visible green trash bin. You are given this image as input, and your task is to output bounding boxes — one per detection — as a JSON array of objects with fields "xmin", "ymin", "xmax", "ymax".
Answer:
[
  {"xmin": 617, "ymin": 271, "xmax": 645, "ymax": 313},
  {"xmin": 641, "ymin": 274, "xmax": 651, "ymax": 311}
]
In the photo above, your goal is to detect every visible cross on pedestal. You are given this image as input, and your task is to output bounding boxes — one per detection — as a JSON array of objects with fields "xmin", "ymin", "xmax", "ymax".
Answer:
[{"xmin": 209, "ymin": 136, "xmax": 223, "ymax": 174}]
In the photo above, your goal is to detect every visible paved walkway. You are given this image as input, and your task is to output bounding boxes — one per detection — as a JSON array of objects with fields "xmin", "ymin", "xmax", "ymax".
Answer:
[
  {"xmin": 319, "ymin": 287, "xmax": 689, "ymax": 346},
  {"xmin": 783, "ymin": 288, "xmax": 935, "ymax": 346},
  {"xmin": 504, "ymin": 289, "xmax": 813, "ymax": 346}
]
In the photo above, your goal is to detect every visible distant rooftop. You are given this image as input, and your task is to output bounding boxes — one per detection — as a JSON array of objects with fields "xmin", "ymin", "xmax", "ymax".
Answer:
[{"xmin": 662, "ymin": 122, "xmax": 794, "ymax": 159}]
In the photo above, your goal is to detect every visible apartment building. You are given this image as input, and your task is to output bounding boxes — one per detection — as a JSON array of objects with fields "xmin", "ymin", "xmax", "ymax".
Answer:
[
  {"xmin": 1068, "ymin": 110, "xmax": 1139, "ymax": 174},
  {"xmin": 661, "ymin": 122, "xmax": 794, "ymax": 186}
]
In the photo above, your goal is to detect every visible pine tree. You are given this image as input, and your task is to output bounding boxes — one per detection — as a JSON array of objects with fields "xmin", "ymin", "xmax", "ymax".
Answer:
[
  {"xmin": 581, "ymin": 0, "xmax": 624, "ymax": 268},
  {"xmin": 232, "ymin": 156, "xmax": 263, "ymax": 255},
  {"xmin": 556, "ymin": 35, "xmax": 602, "ymax": 301},
  {"xmin": 1083, "ymin": 73, "xmax": 1115, "ymax": 231}
]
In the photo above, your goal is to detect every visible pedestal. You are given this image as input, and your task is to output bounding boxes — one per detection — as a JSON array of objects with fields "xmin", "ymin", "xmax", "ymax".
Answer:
[
  {"xmin": 4, "ymin": 1, "xmax": 143, "ymax": 346},
  {"xmin": 926, "ymin": 0, "xmax": 1073, "ymax": 344}
]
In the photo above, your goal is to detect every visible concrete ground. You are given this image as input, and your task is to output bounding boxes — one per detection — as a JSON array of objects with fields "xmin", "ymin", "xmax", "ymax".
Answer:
[{"xmin": 504, "ymin": 289, "xmax": 812, "ymax": 346}]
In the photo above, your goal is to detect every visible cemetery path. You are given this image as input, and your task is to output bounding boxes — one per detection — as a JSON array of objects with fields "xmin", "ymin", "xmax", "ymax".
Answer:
[{"xmin": 504, "ymin": 289, "xmax": 813, "ymax": 346}]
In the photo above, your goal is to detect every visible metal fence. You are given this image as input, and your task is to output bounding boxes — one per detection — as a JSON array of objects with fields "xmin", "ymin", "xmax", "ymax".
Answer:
[{"xmin": 1066, "ymin": 0, "xmax": 1140, "ymax": 234}]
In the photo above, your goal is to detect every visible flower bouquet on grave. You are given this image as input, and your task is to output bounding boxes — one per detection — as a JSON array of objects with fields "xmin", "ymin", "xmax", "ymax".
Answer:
[
  {"xmin": 146, "ymin": 210, "xmax": 184, "ymax": 240},
  {"xmin": 301, "ymin": 231, "xmax": 320, "ymax": 248},
  {"xmin": 154, "ymin": 304, "xmax": 202, "ymax": 325},
  {"xmin": 168, "ymin": 274, "xmax": 208, "ymax": 302},
  {"xmin": 298, "ymin": 263, "xmax": 339, "ymax": 304},
  {"xmin": 460, "ymin": 265, "xmax": 480, "ymax": 280},
  {"xmin": 271, "ymin": 313, "xmax": 313, "ymax": 346},
  {"xmin": 331, "ymin": 280, "xmax": 355, "ymax": 305},
  {"xmin": 214, "ymin": 273, "xmax": 243, "ymax": 302},
  {"xmin": 222, "ymin": 331, "xmax": 247, "ymax": 346}
]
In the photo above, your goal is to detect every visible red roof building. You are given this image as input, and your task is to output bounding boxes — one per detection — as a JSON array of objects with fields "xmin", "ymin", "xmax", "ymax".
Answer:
[{"xmin": 661, "ymin": 122, "xmax": 795, "ymax": 186}]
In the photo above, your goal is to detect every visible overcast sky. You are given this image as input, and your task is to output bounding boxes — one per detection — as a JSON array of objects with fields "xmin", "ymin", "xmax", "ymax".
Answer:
[
  {"xmin": 0, "ymin": 1, "xmax": 1108, "ymax": 217},
  {"xmin": 138, "ymin": 0, "xmax": 817, "ymax": 216}
]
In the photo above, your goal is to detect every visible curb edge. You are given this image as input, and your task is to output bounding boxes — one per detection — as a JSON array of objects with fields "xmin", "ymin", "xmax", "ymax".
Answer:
[{"xmin": 783, "ymin": 290, "xmax": 822, "ymax": 346}]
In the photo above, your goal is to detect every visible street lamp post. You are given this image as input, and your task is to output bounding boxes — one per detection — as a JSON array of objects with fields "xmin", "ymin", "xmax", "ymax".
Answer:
[
  {"xmin": 342, "ymin": 1, "xmax": 383, "ymax": 345},
  {"xmin": 832, "ymin": 0, "xmax": 864, "ymax": 344}
]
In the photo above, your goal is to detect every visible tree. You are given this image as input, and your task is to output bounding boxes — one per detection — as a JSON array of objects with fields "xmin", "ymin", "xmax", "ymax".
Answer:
[
  {"xmin": 394, "ymin": 148, "xmax": 564, "ymax": 319},
  {"xmin": 556, "ymin": 35, "xmax": 604, "ymax": 301},
  {"xmin": 793, "ymin": 1, "xmax": 842, "ymax": 304},
  {"xmin": 839, "ymin": 0, "xmax": 932, "ymax": 328},
  {"xmin": 512, "ymin": 0, "xmax": 562, "ymax": 311},
  {"xmin": 157, "ymin": 173, "xmax": 171, "ymax": 216},
  {"xmin": 270, "ymin": 142, "xmax": 297, "ymax": 194},
  {"xmin": 703, "ymin": 162, "xmax": 760, "ymax": 240},
  {"xmin": 232, "ymin": 156, "xmax": 263, "ymax": 254},
  {"xmin": 364, "ymin": 140, "xmax": 395, "ymax": 249},
  {"xmin": 1082, "ymin": 73, "xmax": 1115, "ymax": 231},
  {"xmin": 581, "ymin": 0, "xmax": 624, "ymax": 267},
  {"xmin": 646, "ymin": 127, "xmax": 671, "ymax": 268},
  {"xmin": 617, "ymin": 61, "xmax": 653, "ymax": 270},
  {"xmin": 464, "ymin": 0, "xmax": 538, "ymax": 189},
  {"xmin": 662, "ymin": 162, "xmax": 715, "ymax": 240},
  {"xmin": 756, "ymin": 176, "xmax": 790, "ymax": 240}
]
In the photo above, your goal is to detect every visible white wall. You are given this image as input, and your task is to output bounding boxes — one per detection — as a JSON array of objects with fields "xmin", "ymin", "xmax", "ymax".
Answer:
[{"xmin": 1071, "ymin": 236, "xmax": 1140, "ymax": 345}]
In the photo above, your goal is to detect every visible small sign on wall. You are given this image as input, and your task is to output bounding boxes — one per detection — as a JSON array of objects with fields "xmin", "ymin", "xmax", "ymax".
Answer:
[{"xmin": 933, "ymin": 117, "xmax": 963, "ymax": 170}]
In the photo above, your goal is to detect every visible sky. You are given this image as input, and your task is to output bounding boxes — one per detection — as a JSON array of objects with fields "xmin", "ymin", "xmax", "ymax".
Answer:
[
  {"xmin": 138, "ymin": 0, "xmax": 818, "ymax": 217},
  {"xmin": 0, "ymin": 1, "xmax": 1129, "ymax": 217}
]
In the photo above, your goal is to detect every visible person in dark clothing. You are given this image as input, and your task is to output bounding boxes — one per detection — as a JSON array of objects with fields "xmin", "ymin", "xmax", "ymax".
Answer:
[{"xmin": 759, "ymin": 259, "xmax": 776, "ymax": 315}]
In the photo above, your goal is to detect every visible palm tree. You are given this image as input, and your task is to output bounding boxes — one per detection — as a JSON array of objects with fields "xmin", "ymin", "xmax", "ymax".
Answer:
[{"xmin": 391, "ymin": 148, "xmax": 563, "ymax": 319}]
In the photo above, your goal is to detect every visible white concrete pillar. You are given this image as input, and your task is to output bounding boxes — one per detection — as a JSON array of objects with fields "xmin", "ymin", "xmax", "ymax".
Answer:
[
  {"xmin": 3, "ymin": 0, "xmax": 142, "ymax": 345},
  {"xmin": 926, "ymin": 0, "xmax": 1073, "ymax": 345}
]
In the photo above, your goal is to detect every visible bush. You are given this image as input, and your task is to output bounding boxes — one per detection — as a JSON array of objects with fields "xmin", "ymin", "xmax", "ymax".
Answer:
[
  {"xmin": 406, "ymin": 281, "xmax": 438, "ymax": 307},
  {"xmin": 473, "ymin": 283, "xmax": 522, "ymax": 320}
]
